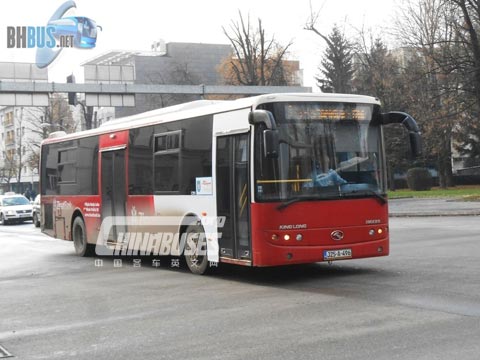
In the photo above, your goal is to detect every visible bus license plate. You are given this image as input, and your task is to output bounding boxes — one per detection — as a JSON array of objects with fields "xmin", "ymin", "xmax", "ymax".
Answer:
[{"xmin": 324, "ymin": 249, "xmax": 352, "ymax": 261}]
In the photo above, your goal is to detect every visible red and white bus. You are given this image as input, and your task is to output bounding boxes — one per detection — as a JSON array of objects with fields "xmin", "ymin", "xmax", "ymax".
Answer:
[{"xmin": 40, "ymin": 93, "xmax": 421, "ymax": 274}]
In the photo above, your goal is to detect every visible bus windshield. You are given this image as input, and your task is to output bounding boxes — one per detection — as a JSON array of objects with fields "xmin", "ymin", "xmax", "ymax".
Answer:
[
  {"xmin": 79, "ymin": 18, "xmax": 97, "ymax": 39},
  {"xmin": 255, "ymin": 102, "xmax": 385, "ymax": 202}
]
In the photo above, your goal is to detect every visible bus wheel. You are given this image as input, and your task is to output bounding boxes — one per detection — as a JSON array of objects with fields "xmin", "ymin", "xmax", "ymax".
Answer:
[
  {"xmin": 72, "ymin": 217, "xmax": 93, "ymax": 257},
  {"xmin": 184, "ymin": 224, "xmax": 209, "ymax": 275}
]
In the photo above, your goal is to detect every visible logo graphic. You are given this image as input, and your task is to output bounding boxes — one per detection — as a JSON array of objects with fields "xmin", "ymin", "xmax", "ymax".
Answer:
[
  {"xmin": 6, "ymin": 1, "xmax": 101, "ymax": 68},
  {"xmin": 94, "ymin": 215, "xmax": 225, "ymax": 259},
  {"xmin": 330, "ymin": 230, "xmax": 344, "ymax": 241}
]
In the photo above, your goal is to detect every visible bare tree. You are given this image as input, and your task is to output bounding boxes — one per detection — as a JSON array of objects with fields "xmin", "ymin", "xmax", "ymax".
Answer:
[
  {"xmin": 139, "ymin": 62, "xmax": 204, "ymax": 112},
  {"xmin": 352, "ymin": 34, "xmax": 412, "ymax": 189},
  {"xmin": 449, "ymin": 0, "xmax": 480, "ymax": 105},
  {"xmin": 393, "ymin": 0, "xmax": 460, "ymax": 187},
  {"xmin": 220, "ymin": 11, "xmax": 295, "ymax": 86},
  {"xmin": 0, "ymin": 146, "xmax": 17, "ymax": 190},
  {"xmin": 24, "ymin": 94, "xmax": 76, "ymax": 175},
  {"xmin": 1, "ymin": 108, "xmax": 40, "ymax": 192}
]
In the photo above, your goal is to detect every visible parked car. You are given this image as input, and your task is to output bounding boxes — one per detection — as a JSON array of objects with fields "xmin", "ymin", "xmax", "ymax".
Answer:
[
  {"xmin": 32, "ymin": 194, "xmax": 41, "ymax": 228},
  {"xmin": 0, "ymin": 192, "xmax": 33, "ymax": 225}
]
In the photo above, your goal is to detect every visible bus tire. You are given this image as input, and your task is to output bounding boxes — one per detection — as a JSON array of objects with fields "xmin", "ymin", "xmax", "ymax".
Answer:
[
  {"xmin": 184, "ymin": 224, "xmax": 209, "ymax": 275},
  {"xmin": 72, "ymin": 216, "xmax": 93, "ymax": 257}
]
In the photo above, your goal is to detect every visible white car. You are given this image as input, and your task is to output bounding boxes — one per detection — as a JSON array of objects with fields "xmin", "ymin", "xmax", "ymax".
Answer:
[{"xmin": 0, "ymin": 193, "xmax": 33, "ymax": 225}]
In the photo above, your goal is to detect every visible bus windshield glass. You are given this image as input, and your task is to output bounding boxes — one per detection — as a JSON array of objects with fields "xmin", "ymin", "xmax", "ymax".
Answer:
[
  {"xmin": 80, "ymin": 18, "xmax": 97, "ymax": 39},
  {"xmin": 255, "ymin": 102, "xmax": 385, "ymax": 202}
]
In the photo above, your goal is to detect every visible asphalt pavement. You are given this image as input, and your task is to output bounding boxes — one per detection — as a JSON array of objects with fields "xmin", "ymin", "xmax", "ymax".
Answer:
[
  {"xmin": 1, "ymin": 217, "xmax": 480, "ymax": 360},
  {"xmin": 389, "ymin": 197, "xmax": 480, "ymax": 217}
]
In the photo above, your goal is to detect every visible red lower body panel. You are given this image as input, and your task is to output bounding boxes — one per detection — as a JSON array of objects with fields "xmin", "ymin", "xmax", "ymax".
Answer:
[{"xmin": 250, "ymin": 199, "xmax": 389, "ymax": 267}]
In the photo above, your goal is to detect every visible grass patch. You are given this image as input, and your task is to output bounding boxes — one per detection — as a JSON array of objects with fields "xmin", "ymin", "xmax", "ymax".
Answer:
[{"xmin": 388, "ymin": 185, "xmax": 480, "ymax": 199}]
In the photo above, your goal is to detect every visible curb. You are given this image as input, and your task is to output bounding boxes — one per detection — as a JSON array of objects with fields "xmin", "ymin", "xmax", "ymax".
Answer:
[{"xmin": 389, "ymin": 212, "xmax": 480, "ymax": 217}]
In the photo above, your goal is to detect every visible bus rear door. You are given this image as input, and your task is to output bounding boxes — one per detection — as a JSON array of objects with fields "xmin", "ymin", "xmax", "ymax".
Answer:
[{"xmin": 99, "ymin": 132, "xmax": 128, "ymax": 243}]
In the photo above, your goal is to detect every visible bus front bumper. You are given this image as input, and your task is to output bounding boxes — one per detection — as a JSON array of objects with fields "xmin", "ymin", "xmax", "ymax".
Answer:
[{"xmin": 252, "ymin": 238, "xmax": 389, "ymax": 267}]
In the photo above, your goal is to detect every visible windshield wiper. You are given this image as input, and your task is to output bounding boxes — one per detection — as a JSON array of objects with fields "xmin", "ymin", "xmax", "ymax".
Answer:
[
  {"xmin": 277, "ymin": 195, "xmax": 334, "ymax": 211},
  {"xmin": 276, "ymin": 189, "xmax": 386, "ymax": 211},
  {"xmin": 341, "ymin": 189, "xmax": 387, "ymax": 205}
]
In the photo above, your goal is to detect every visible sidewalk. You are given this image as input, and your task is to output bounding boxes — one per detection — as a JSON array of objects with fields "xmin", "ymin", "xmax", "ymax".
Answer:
[{"xmin": 389, "ymin": 197, "xmax": 480, "ymax": 217}]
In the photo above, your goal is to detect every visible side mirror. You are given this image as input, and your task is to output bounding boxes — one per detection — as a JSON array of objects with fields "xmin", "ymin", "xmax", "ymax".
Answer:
[
  {"xmin": 382, "ymin": 111, "xmax": 423, "ymax": 158},
  {"xmin": 263, "ymin": 130, "xmax": 279, "ymax": 158},
  {"xmin": 409, "ymin": 132, "xmax": 422, "ymax": 158},
  {"xmin": 249, "ymin": 110, "xmax": 279, "ymax": 158}
]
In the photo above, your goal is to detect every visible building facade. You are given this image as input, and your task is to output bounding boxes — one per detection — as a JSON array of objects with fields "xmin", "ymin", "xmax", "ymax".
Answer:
[
  {"xmin": 0, "ymin": 106, "xmax": 43, "ymax": 196},
  {"xmin": 83, "ymin": 41, "xmax": 303, "ymax": 119}
]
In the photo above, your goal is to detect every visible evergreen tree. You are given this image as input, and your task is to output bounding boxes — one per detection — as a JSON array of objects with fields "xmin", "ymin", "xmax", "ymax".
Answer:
[{"xmin": 316, "ymin": 25, "xmax": 354, "ymax": 93}]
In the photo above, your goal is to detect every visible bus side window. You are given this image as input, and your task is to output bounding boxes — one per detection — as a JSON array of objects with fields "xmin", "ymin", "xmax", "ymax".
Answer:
[{"xmin": 153, "ymin": 131, "xmax": 182, "ymax": 194}]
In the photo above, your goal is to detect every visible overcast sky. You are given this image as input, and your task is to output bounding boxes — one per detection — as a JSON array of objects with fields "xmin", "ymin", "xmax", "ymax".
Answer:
[{"xmin": 0, "ymin": 0, "xmax": 399, "ymax": 89}]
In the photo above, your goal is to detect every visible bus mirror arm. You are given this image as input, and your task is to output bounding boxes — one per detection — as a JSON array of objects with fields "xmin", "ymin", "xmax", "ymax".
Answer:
[
  {"xmin": 381, "ymin": 111, "xmax": 423, "ymax": 158},
  {"xmin": 249, "ymin": 110, "xmax": 277, "ymax": 130},
  {"xmin": 263, "ymin": 129, "xmax": 279, "ymax": 159},
  {"xmin": 248, "ymin": 110, "xmax": 279, "ymax": 158}
]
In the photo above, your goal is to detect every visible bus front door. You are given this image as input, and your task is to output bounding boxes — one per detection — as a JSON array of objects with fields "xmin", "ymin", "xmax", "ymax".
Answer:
[
  {"xmin": 216, "ymin": 134, "xmax": 251, "ymax": 262},
  {"xmin": 101, "ymin": 149, "xmax": 127, "ymax": 242}
]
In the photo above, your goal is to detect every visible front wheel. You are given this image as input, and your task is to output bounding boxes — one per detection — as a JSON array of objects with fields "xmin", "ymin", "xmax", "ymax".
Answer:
[
  {"xmin": 0, "ymin": 214, "xmax": 8, "ymax": 226},
  {"xmin": 184, "ymin": 224, "xmax": 210, "ymax": 275},
  {"xmin": 72, "ymin": 217, "xmax": 93, "ymax": 256}
]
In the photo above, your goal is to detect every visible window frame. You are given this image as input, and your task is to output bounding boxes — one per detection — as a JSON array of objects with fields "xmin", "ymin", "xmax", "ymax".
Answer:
[
  {"xmin": 57, "ymin": 146, "xmax": 78, "ymax": 185},
  {"xmin": 153, "ymin": 130, "xmax": 183, "ymax": 194}
]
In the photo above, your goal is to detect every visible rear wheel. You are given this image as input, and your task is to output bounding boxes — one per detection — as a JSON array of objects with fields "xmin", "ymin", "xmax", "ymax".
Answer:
[
  {"xmin": 72, "ymin": 217, "xmax": 93, "ymax": 256},
  {"xmin": 184, "ymin": 224, "xmax": 210, "ymax": 275}
]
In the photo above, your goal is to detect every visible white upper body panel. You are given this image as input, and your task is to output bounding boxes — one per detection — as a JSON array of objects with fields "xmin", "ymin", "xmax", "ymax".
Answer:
[{"xmin": 43, "ymin": 93, "xmax": 380, "ymax": 144}]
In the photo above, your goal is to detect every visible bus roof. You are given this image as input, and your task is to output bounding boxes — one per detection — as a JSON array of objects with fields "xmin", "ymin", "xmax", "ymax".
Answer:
[{"xmin": 42, "ymin": 92, "xmax": 380, "ymax": 144}]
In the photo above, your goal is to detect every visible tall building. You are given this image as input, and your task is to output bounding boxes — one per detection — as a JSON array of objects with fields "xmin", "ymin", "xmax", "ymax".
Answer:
[
  {"xmin": 83, "ymin": 42, "xmax": 233, "ymax": 118},
  {"xmin": 83, "ymin": 41, "xmax": 304, "ymax": 119},
  {"xmin": 0, "ymin": 106, "xmax": 43, "ymax": 195}
]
